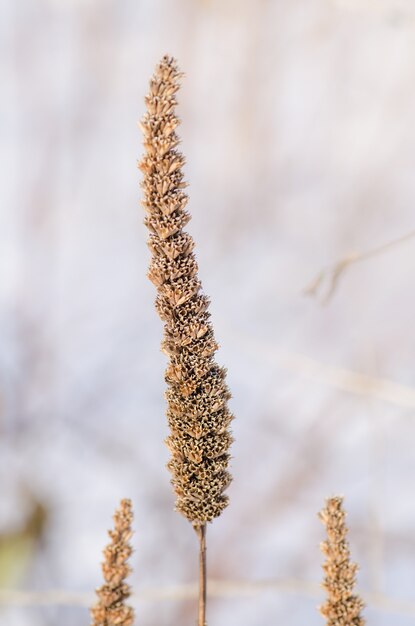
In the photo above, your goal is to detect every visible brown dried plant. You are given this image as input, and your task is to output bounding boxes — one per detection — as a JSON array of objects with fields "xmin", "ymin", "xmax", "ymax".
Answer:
[
  {"xmin": 139, "ymin": 54, "xmax": 234, "ymax": 626},
  {"xmin": 139, "ymin": 55, "xmax": 233, "ymax": 526},
  {"xmin": 319, "ymin": 496, "xmax": 365, "ymax": 626},
  {"xmin": 90, "ymin": 499, "xmax": 134, "ymax": 626}
]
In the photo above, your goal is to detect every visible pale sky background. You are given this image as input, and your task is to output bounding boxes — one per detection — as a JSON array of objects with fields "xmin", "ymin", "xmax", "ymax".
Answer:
[{"xmin": 1, "ymin": 1, "xmax": 415, "ymax": 625}]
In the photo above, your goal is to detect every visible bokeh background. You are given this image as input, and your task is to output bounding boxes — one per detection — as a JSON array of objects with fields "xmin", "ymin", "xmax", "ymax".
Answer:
[{"xmin": 2, "ymin": 0, "xmax": 415, "ymax": 624}]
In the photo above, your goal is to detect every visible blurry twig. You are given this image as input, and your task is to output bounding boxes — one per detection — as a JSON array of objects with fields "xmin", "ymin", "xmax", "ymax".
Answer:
[
  {"xmin": 0, "ymin": 589, "xmax": 95, "ymax": 608},
  {"xmin": 225, "ymin": 328, "xmax": 415, "ymax": 410},
  {"xmin": 330, "ymin": 0, "xmax": 415, "ymax": 18},
  {"xmin": 2, "ymin": 581, "xmax": 415, "ymax": 617},
  {"xmin": 304, "ymin": 230, "xmax": 415, "ymax": 304}
]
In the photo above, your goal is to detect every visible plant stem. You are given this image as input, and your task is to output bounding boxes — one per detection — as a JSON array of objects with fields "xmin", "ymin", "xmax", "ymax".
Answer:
[{"xmin": 195, "ymin": 523, "xmax": 207, "ymax": 626}]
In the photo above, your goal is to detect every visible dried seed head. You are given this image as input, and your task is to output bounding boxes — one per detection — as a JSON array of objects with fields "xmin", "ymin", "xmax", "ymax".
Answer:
[
  {"xmin": 319, "ymin": 496, "xmax": 365, "ymax": 626},
  {"xmin": 139, "ymin": 55, "xmax": 233, "ymax": 525},
  {"xmin": 90, "ymin": 499, "xmax": 135, "ymax": 626}
]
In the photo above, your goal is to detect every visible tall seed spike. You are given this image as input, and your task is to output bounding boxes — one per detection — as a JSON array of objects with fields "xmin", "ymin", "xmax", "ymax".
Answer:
[
  {"xmin": 90, "ymin": 499, "xmax": 135, "ymax": 626},
  {"xmin": 139, "ymin": 55, "xmax": 234, "ymax": 527},
  {"xmin": 318, "ymin": 496, "xmax": 365, "ymax": 626}
]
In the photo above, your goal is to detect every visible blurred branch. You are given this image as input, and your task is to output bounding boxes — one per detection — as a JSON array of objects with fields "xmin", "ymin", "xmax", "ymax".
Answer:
[
  {"xmin": 225, "ymin": 329, "xmax": 415, "ymax": 410},
  {"xmin": 304, "ymin": 230, "xmax": 415, "ymax": 304},
  {"xmin": 1, "ymin": 580, "xmax": 415, "ymax": 617},
  {"xmin": 0, "ymin": 589, "xmax": 95, "ymax": 608},
  {"xmin": 330, "ymin": 0, "xmax": 415, "ymax": 18}
]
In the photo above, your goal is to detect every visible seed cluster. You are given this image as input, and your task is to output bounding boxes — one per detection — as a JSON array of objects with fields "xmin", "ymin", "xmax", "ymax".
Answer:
[
  {"xmin": 139, "ymin": 55, "xmax": 233, "ymax": 524},
  {"xmin": 319, "ymin": 497, "xmax": 365, "ymax": 626},
  {"xmin": 90, "ymin": 499, "xmax": 134, "ymax": 626}
]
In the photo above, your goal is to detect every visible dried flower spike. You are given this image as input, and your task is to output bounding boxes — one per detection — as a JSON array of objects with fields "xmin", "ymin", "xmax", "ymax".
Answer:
[
  {"xmin": 139, "ymin": 55, "xmax": 234, "ymax": 526},
  {"xmin": 90, "ymin": 499, "xmax": 134, "ymax": 626},
  {"xmin": 319, "ymin": 496, "xmax": 365, "ymax": 626}
]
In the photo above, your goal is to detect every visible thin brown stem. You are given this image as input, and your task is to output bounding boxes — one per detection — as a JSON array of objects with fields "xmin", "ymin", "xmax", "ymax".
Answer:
[{"xmin": 194, "ymin": 523, "xmax": 207, "ymax": 626}]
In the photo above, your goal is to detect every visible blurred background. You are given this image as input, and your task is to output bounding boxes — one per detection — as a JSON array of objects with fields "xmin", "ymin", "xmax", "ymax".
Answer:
[{"xmin": 2, "ymin": 0, "xmax": 415, "ymax": 624}]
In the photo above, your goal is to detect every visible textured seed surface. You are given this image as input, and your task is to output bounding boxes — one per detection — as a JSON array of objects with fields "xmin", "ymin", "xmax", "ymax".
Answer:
[
  {"xmin": 139, "ymin": 56, "xmax": 234, "ymax": 524},
  {"xmin": 319, "ymin": 496, "xmax": 365, "ymax": 626},
  {"xmin": 90, "ymin": 499, "xmax": 135, "ymax": 626}
]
